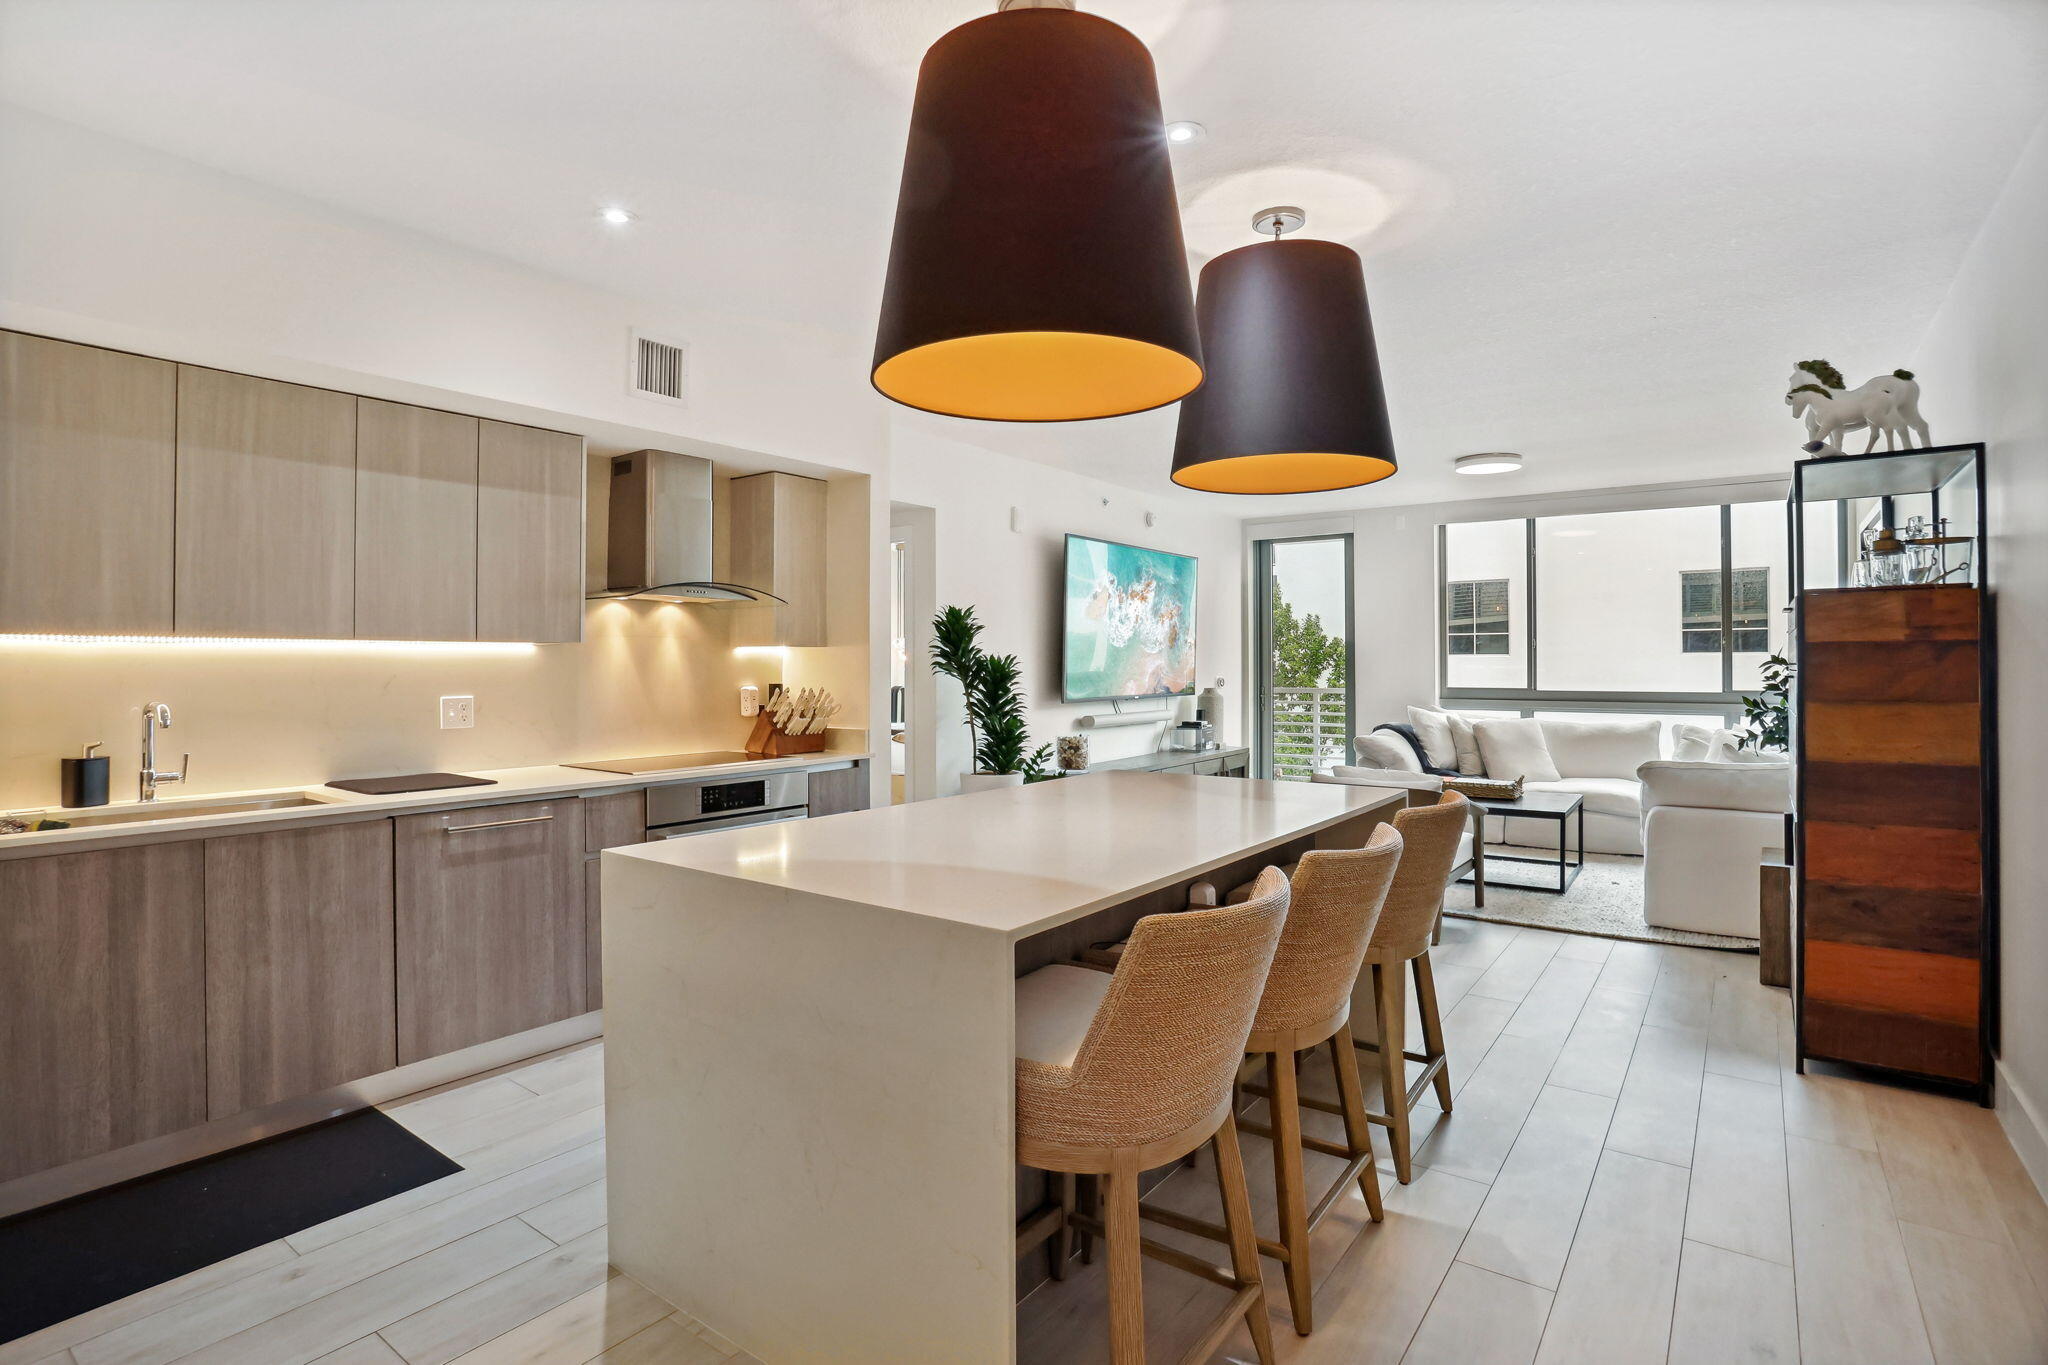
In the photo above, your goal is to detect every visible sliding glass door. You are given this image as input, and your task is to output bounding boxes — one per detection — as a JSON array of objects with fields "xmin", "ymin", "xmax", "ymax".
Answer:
[{"xmin": 1255, "ymin": 534, "xmax": 1355, "ymax": 780}]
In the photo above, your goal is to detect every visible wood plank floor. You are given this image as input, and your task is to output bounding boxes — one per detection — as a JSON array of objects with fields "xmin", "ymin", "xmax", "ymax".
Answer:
[
  {"xmin": 6, "ymin": 920, "xmax": 2044, "ymax": 1364},
  {"xmin": 1018, "ymin": 922, "xmax": 2048, "ymax": 1365}
]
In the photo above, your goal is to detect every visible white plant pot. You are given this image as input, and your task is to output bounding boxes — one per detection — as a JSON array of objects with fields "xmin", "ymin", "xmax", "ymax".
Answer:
[{"xmin": 958, "ymin": 771, "xmax": 1026, "ymax": 794}]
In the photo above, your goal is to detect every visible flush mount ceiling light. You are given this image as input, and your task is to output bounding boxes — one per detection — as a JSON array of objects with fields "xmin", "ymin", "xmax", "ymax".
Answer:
[
  {"xmin": 597, "ymin": 206, "xmax": 636, "ymax": 226},
  {"xmin": 1454, "ymin": 451, "xmax": 1524, "ymax": 475},
  {"xmin": 1170, "ymin": 207, "xmax": 1398, "ymax": 495},
  {"xmin": 871, "ymin": 0, "xmax": 1201, "ymax": 422},
  {"xmin": 1165, "ymin": 120, "xmax": 1206, "ymax": 145}
]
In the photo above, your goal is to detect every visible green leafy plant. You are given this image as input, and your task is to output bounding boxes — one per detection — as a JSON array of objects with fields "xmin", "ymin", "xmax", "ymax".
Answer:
[
  {"xmin": 929, "ymin": 605, "xmax": 1051, "ymax": 777},
  {"xmin": 1739, "ymin": 653, "xmax": 1795, "ymax": 751}
]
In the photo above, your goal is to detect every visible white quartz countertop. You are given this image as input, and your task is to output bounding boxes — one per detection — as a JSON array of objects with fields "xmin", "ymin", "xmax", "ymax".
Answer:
[
  {"xmin": 610, "ymin": 770, "xmax": 1402, "ymax": 940},
  {"xmin": 0, "ymin": 750, "xmax": 870, "ymax": 858}
]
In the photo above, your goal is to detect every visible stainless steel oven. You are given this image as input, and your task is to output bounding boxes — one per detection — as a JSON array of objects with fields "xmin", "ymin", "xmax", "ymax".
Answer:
[{"xmin": 644, "ymin": 769, "xmax": 809, "ymax": 839}]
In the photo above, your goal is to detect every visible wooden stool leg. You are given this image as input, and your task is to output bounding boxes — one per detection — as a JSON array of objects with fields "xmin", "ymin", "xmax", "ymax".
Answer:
[
  {"xmin": 1213, "ymin": 1112, "xmax": 1277, "ymax": 1365},
  {"xmin": 1329, "ymin": 1023, "xmax": 1385, "ymax": 1222},
  {"xmin": 1105, "ymin": 1160, "xmax": 1145, "ymax": 1365},
  {"xmin": 1373, "ymin": 960, "xmax": 1415, "ymax": 1183},
  {"xmin": 1267, "ymin": 1048, "xmax": 1314, "ymax": 1334},
  {"xmin": 1414, "ymin": 952, "xmax": 1454, "ymax": 1112},
  {"xmin": 1050, "ymin": 1172, "xmax": 1075, "ymax": 1281}
]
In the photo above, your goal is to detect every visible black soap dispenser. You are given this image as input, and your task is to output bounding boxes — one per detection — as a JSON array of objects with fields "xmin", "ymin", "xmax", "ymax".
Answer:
[{"xmin": 62, "ymin": 742, "xmax": 110, "ymax": 808}]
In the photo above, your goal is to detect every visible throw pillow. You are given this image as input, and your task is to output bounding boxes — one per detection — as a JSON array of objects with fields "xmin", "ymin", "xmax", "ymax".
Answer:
[
  {"xmin": 1446, "ymin": 712, "xmax": 1485, "ymax": 775},
  {"xmin": 1354, "ymin": 732, "xmax": 1423, "ymax": 772},
  {"xmin": 1473, "ymin": 717, "xmax": 1562, "ymax": 783},
  {"xmin": 1671, "ymin": 723, "xmax": 1715, "ymax": 762},
  {"xmin": 1705, "ymin": 726, "xmax": 1748, "ymax": 762},
  {"xmin": 1406, "ymin": 706, "xmax": 1458, "ymax": 769}
]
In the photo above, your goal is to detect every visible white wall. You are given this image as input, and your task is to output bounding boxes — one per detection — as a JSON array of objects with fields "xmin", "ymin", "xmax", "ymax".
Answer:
[
  {"xmin": 0, "ymin": 105, "xmax": 886, "ymax": 475},
  {"xmin": 1913, "ymin": 115, "xmax": 2048, "ymax": 1194},
  {"xmin": 890, "ymin": 422, "xmax": 1247, "ymax": 794}
]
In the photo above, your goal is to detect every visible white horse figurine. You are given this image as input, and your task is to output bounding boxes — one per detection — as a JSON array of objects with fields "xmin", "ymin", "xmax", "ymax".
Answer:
[{"xmin": 1785, "ymin": 359, "xmax": 1931, "ymax": 455}]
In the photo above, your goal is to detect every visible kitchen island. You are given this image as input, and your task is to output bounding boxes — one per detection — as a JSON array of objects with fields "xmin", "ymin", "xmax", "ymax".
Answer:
[{"xmin": 600, "ymin": 770, "xmax": 1403, "ymax": 1364}]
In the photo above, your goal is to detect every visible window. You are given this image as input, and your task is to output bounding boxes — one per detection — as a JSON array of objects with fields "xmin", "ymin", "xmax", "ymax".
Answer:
[
  {"xmin": 1441, "ymin": 501, "xmax": 1806, "ymax": 702},
  {"xmin": 1680, "ymin": 567, "xmax": 1769, "ymax": 654},
  {"xmin": 1446, "ymin": 578, "xmax": 1510, "ymax": 655}
]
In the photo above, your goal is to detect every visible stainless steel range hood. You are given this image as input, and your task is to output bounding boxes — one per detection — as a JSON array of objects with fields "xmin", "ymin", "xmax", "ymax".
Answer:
[{"xmin": 589, "ymin": 450, "xmax": 784, "ymax": 604}]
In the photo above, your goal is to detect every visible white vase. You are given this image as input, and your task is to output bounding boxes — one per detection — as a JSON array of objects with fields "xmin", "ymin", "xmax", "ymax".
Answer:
[{"xmin": 958, "ymin": 771, "xmax": 1025, "ymax": 794}]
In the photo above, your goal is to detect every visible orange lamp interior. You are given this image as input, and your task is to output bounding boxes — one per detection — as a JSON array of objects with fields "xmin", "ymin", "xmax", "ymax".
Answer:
[
  {"xmin": 1171, "ymin": 451, "xmax": 1397, "ymax": 495},
  {"xmin": 873, "ymin": 331, "xmax": 1202, "ymax": 422}
]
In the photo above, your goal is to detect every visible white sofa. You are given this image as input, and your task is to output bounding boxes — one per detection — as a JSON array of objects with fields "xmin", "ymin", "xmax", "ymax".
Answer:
[
  {"xmin": 1309, "ymin": 767, "xmax": 1482, "ymax": 896},
  {"xmin": 1638, "ymin": 760, "xmax": 1791, "ymax": 937},
  {"xmin": 1357, "ymin": 715, "xmax": 1661, "ymax": 855}
]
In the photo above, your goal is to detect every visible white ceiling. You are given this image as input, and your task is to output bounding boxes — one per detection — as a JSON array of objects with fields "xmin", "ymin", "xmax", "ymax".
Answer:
[{"xmin": 3, "ymin": 0, "xmax": 2045, "ymax": 511}]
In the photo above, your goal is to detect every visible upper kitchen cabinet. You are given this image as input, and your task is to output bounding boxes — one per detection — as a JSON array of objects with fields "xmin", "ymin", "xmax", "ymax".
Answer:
[
  {"xmin": 356, "ymin": 398, "xmax": 479, "ymax": 641},
  {"xmin": 477, "ymin": 419, "xmax": 584, "ymax": 643},
  {"xmin": 0, "ymin": 331, "xmax": 177, "ymax": 634},
  {"xmin": 725, "ymin": 470, "xmax": 827, "ymax": 647},
  {"xmin": 175, "ymin": 366, "xmax": 358, "ymax": 637}
]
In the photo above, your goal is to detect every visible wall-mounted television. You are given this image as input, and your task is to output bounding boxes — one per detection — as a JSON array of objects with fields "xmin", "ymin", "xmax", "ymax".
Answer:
[{"xmin": 1062, "ymin": 533, "xmax": 1199, "ymax": 702}]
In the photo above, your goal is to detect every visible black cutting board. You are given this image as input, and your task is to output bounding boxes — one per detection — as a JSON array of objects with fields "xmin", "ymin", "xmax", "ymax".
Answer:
[{"xmin": 325, "ymin": 773, "xmax": 497, "ymax": 796}]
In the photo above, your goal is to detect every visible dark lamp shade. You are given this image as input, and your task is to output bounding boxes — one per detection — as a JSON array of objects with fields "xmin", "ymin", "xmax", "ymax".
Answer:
[
  {"xmin": 872, "ymin": 8, "xmax": 1201, "ymax": 422},
  {"xmin": 1170, "ymin": 238, "xmax": 1398, "ymax": 494}
]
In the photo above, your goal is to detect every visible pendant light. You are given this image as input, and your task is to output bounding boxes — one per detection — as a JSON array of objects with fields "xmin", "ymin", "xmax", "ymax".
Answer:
[
  {"xmin": 872, "ymin": 0, "xmax": 1201, "ymax": 422},
  {"xmin": 1170, "ymin": 207, "xmax": 1398, "ymax": 494}
]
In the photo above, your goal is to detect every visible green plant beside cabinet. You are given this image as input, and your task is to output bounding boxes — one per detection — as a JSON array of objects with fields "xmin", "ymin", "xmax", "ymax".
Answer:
[{"xmin": 929, "ymin": 604, "xmax": 1052, "ymax": 777}]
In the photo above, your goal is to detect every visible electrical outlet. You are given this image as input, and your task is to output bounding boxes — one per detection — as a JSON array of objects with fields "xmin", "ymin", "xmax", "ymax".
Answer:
[
  {"xmin": 439, "ymin": 695, "xmax": 475, "ymax": 729},
  {"xmin": 740, "ymin": 685, "xmax": 761, "ymax": 717}
]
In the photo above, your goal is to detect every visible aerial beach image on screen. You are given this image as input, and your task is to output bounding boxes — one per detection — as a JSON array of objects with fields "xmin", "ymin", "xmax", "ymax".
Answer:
[{"xmin": 1064, "ymin": 534, "xmax": 1199, "ymax": 701}]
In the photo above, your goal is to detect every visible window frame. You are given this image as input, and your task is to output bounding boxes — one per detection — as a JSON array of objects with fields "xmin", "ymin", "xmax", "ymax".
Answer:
[{"xmin": 1439, "ymin": 504, "xmax": 1779, "ymax": 708}]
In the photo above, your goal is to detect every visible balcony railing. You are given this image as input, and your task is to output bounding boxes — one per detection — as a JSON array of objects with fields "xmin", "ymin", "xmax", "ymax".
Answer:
[{"xmin": 1267, "ymin": 686, "xmax": 1349, "ymax": 781}]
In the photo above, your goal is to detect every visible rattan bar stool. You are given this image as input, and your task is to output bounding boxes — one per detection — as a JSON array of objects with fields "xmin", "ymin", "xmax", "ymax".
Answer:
[
  {"xmin": 1230, "ymin": 792, "xmax": 1471, "ymax": 1184},
  {"xmin": 1014, "ymin": 869, "xmax": 1292, "ymax": 1365},
  {"xmin": 1148, "ymin": 826, "xmax": 1406, "ymax": 1334},
  {"xmin": 1347, "ymin": 791, "xmax": 1469, "ymax": 1182}
]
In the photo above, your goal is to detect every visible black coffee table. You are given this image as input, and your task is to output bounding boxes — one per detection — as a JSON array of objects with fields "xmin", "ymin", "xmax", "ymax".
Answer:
[{"xmin": 1460, "ymin": 789, "xmax": 1585, "ymax": 894}]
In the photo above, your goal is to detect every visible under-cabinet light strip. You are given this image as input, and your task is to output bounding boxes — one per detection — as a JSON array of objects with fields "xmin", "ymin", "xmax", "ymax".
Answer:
[{"xmin": 0, "ymin": 634, "xmax": 538, "ymax": 655}]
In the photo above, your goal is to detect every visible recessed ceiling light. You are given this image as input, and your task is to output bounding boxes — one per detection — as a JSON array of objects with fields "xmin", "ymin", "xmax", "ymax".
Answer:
[
  {"xmin": 598, "ymin": 206, "xmax": 636, "ymax": 226},
  {"xmin": 1455, "ymin": 451, "xmax": 1524, "ymax": 475},
  {"xmin": 1165, "ymin": 121, "xmax": 1206, "ymax": 145}
]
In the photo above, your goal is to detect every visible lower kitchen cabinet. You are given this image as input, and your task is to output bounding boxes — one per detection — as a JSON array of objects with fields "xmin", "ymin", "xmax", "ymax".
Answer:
[
  {"xmin": 580, "ymin": 790, "xmax": 647, "ymax": 1008},
  {"xmin": 807, "ymin": 760, "xmax": 871, "ymax": 817},
  {"xmin": 0, "ymin": 843, "xmax": 207, "ymax": 1183},
  {"xmin": 203, "ymin": 821, "xmax": 397, "ymax": 1117},
  {"xmin": 395, "ymin": 799, "xmax": 587, "ymax": 1063}
]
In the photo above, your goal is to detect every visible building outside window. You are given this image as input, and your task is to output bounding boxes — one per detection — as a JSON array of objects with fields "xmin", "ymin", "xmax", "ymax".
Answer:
[
  {"xmin": 1680, "ymin": 567, "xmax": 1769, "ymax": 654},
  {"xmin": 1446, "ymin": 578, "xmax": 1510, "ymax": 655}
]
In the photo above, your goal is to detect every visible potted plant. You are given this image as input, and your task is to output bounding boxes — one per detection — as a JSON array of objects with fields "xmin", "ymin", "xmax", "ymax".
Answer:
[
  {"xmin": 1738, "ymin": 652, "xmax": 1795, "ymax": 751},
  {"xmin": 929, "ymin": 605, "xmax": 1051, "ymax": 792}
]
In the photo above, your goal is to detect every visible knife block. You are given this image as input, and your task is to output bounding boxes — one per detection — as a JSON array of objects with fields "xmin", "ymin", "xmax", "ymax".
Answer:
[{"xmin": 744, "ymin": 712, "xmax": 829, "ymax": 757}]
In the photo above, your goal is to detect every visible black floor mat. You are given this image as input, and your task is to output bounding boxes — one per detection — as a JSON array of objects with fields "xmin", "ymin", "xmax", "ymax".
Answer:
[{"xmin": 0, "ymin": 1108, "xmax": 462, "ymax": 1343}]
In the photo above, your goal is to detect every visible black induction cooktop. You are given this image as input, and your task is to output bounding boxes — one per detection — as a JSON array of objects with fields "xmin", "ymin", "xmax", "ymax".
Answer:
[{"xmin": 563, "ymin": 751, "xmax": 756, "ymax": 775}]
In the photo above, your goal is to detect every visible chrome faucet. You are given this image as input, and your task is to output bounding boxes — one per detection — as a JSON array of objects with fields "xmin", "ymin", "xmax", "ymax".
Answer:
[{"xmin": 140, "ymin": 703, "xmax": 189, "ymax": 802}]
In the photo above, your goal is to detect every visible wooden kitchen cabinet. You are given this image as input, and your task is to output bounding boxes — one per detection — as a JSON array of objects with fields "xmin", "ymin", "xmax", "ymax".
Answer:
[
  {"xmin": 0, "ymin": 331, "xmax": 178, "ymax": 634},
  {"xmin": 725, "ymin": 470, "xmax": 827, "ymax": 647},
  {"xmin": 477, "ymin": 420, "xmax": 585, "ymax": 644},
  {"xmin": 356, "ymin": 398, "xmax": 479, "ymax": 641},
  {"xmin": 0, "ymin": 843, "xmax": 206, "ymax": 1183},
  {"xmin": 203, "ymin": 821, "xmax": 398, "ymax": 1118},
  {"xmin": 175, "ymin": 366, "xmax": 358, "ymax": 637},
  {"xmin": 580, "ymin": 790, "xmax": 647, "ymax": 1006},
  {"xmin": 806, "ymin": 761, "xmax": 870, "ymax": 817},
  {"xmin": 395, "ymin": 799, "xmax": 587, "ymax": 1062}
]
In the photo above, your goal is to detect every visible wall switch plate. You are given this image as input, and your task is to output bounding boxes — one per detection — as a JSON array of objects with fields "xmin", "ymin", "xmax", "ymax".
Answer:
[{"xmin": 439, "ymin": 695, "xmax": 475, "ymax": 729}]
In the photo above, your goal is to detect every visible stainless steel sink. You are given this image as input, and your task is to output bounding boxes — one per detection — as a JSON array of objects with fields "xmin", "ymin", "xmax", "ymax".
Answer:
[{"xmin": 47, "ymin": 793, "xmax": 343, "ymax": 827}]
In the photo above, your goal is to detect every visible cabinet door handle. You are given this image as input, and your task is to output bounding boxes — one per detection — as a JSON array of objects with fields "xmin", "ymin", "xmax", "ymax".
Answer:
[{"xmin": 443, "ymin": 813, "xmax": 553, "ymax": 834}]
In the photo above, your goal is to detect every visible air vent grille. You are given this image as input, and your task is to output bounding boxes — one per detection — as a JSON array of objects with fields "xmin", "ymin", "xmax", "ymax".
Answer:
[{"xmin": 631, "ymin": 331, "xmax": 687, "ymax": 404}]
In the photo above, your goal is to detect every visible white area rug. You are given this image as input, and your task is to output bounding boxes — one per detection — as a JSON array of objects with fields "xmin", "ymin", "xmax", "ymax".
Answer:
[{"xmin": 1446, "ymin": 851, "xmax": 1758, "ymax": 952}]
